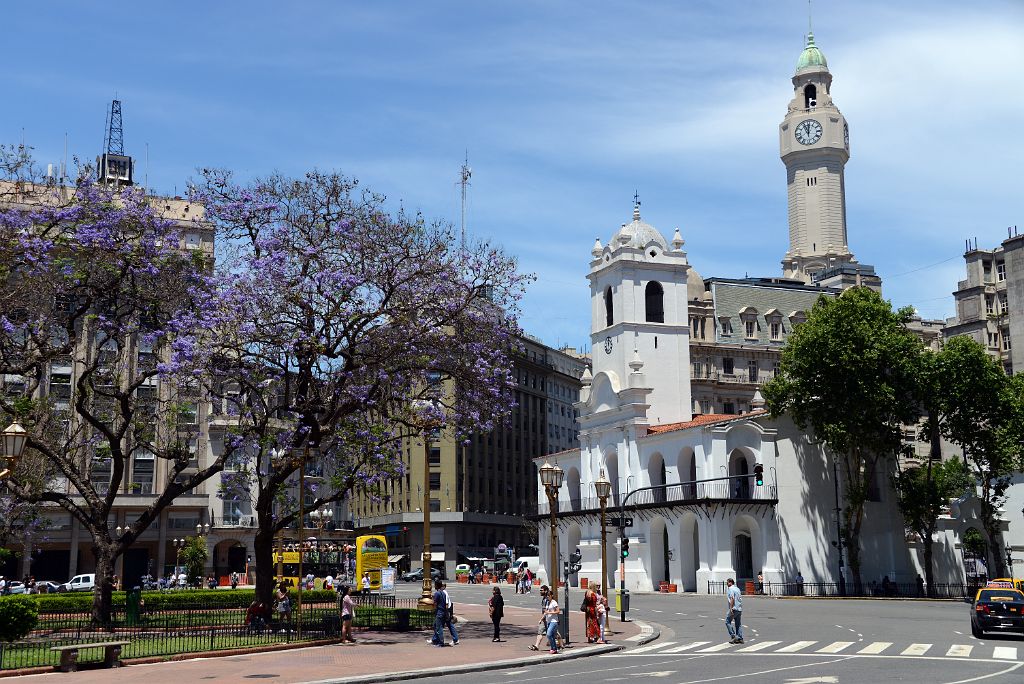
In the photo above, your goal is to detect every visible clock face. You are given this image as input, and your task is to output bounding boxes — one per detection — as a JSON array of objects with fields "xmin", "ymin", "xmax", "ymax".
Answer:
[
  {"xmin": 843, "ymin": 122, "xmax": 850, "ymax": 149},
  {"xmin": 604, "ymin": 337, "xmax": 613, "ymax": 354},
  {"xmin": 794, "ymin": 119, "xmax": 823, "ymax": 145}
]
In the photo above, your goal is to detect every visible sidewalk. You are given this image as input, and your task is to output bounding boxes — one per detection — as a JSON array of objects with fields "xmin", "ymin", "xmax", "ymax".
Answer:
[{"xmin": 17, "ymin": 600, "xmax": 642, "ymax": 683}]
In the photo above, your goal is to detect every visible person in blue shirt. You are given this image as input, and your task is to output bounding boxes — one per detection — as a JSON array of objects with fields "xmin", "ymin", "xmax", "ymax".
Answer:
[
  {"xmin": 725, "ymin": 578, "xmax": 744, "ymax": 644},
  {"xmin": 431, "ymin": 579, "xmax": 448, "ymax": 646}
]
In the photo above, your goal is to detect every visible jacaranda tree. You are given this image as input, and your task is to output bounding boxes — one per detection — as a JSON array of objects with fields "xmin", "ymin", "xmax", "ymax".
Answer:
[
  {"xmin": 0, "ymin": 148, "xmax": 244, "ymax": 622},
  {"xmin": 194, "ymin": 169, "xmax": 530, "ymax": 604}
]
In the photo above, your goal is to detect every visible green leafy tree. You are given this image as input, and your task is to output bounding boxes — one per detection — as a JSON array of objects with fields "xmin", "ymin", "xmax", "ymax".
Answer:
[
  {"xmin": 893, "ymin": 458, "xmax": 971, "ymax": 595},
  {"xmin": 762, "ymin": 287, "xmax": 924, "ymax": 587},
  {"xmin": 933, "ymin": 336, "xmax": 1023, "ymax": 578},
  {"xmin": 179, "ymin": 536, "xmax": 208, "ymax": 588}
]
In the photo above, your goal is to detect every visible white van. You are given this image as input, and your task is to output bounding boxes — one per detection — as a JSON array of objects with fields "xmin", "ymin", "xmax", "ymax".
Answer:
[
  {"xmin": 510, "ymin": 557, "xmax": 540, "ymax": 577},
  {"xmin": 60, "ymin": 573, "xmax": 96, "ymax": 592}
]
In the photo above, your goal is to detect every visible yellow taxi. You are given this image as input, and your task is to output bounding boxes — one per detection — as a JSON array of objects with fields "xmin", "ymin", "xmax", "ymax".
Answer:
[
  {"xmin": 971, "ymin": 585, "xmax": 1024, "ymax": 638},
  {"xmin": 986, "ymin": 578, "xmax": 1024, "ymax": 593}
]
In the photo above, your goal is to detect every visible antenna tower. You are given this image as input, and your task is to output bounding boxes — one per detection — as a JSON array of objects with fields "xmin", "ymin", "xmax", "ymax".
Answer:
[
  {"xmin": 105, "ymin": 100, "xmax": 125, "ymax": 155},
  {"xmin": 459, "ymin": 152, "xmax": 472, "ymax": 250}
]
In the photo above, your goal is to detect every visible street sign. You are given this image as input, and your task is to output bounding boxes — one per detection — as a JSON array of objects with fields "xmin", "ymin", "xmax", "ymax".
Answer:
[{"xmin": 612, "ymin": 516, "xmax": 634, "ymax": 528}]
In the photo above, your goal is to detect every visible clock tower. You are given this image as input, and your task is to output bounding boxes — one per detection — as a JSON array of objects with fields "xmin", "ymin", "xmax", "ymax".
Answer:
[
  {"xmin": 586, "ymin": 202, "xmax": 692, "ymax": 426},
  {"xmin": 779, "ymin": 32, "xmax": 854, "ymax": 283}
]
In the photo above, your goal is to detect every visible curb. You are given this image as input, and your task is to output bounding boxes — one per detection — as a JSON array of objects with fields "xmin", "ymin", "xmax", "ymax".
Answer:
[{"xmin": 317, "ymin": 643, "xmax": 623, "ymax": 684}]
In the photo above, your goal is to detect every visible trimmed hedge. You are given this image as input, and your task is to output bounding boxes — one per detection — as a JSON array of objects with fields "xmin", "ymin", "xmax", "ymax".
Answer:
[
  {"xmin": 0, "ymin": 596, "xmax": 39, "ymax": 642},
  {"xmin": 4, "ymin": 588, "xmax": 339, "ymax": 614}
]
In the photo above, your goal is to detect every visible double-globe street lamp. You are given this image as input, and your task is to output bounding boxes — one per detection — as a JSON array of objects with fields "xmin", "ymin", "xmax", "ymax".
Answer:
[
  {"xmin": 539, "ymin": 460, "xmax": 565, "ymax": 602},
  {"xmin": 1, "ymin": 421, "xmax": 27, "ymax": 481}
]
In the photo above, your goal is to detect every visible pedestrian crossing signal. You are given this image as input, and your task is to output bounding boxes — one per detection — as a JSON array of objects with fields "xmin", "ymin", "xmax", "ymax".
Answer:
[{"xmin": 754, "ymin": 464, "xmax": 764, "ymax": 486}]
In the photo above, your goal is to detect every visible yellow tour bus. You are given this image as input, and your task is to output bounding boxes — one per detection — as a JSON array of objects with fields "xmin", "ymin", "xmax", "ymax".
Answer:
[{"xmin": 355, "ymin": 534, "xmax": 388, "ymax": 592}]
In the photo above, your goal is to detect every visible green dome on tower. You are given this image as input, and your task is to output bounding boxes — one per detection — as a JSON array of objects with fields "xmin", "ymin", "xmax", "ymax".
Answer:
[{"xmin": 796, "ymin": 32, "xmax": 828, "ymax": 71}]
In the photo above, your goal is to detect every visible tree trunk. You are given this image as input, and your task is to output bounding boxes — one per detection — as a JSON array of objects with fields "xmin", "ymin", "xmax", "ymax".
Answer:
[
  {"xmin": 91, "ymin": 542, "xmax": 116, "ymax": 625},
  {"xmin": 254, "ymin": 494, "xmax": 279, "ymax": 606},
  {"xmin": 922, "ymin": 526, "xmax": 935, "ymax": 598}
]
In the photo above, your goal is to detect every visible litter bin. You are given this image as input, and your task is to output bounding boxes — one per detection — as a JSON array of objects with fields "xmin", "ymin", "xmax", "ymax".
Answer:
[
  {"xmin": 394, "ymin": 608, "xmax": 411, "ymax": 632},
  {"xmin": 615, "ymin": 588, "xmax": 630, "ymax": 613},
  {"xmin": 323, "ymin": 613, "xmax": 340, "ymax": 636}
]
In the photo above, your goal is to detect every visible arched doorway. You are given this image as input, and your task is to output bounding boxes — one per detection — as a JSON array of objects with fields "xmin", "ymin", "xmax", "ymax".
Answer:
[
  {"xmin": 962, "ymin": 527, "xmax": 989, "ymax": 584},
  {"xmin": 649, "ymin": 453, "xmax": 666, "ymax": 503},
  {"xmin": 649, "ymin": 517, "xmax": 670, "ymax": 588},
  {"xmin": 729, "ymin": 449, "xmax": 751, "ymax": 499},
  {"xmin": 605, "ymin": 451, "xmax": 620, "ymax": 507},
  {"xmin": 733, "ymin": 533, "xmax": 753, "ymax": 582},
  {"xmin": 679, "ymin": 513, "xmax": 700, "ymax": 592},
  {"xmin": 567, "ymin": 467, "xmax": 581, "ymax": 512}
]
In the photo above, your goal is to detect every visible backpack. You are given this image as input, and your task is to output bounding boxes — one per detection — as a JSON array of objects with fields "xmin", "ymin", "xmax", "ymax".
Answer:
[{"xmin": 444, "ymin": 591, "xmax": 455, "ymax": 621}]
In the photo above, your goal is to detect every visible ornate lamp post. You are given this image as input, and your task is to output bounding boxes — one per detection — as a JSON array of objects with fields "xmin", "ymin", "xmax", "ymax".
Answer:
[
  {"xmin": 310, "ymin": 507, "xmax": 333, "ymax": 536},
  {"xmin": 172, "ymin": 538, "xmax": 186, "ymax": 586},
  {"xmin": 1, "ymin": 421, "xmax": 27, "ymax": 481},
  {"xmin": 594, "ymin": 469, "xmax": 612, "ymax": 596},
  {"xmin": 539, "ymin": 460, "xmax": 565, "ymax": 601},
  {"xmin": 414, "ymin": 400, "xmax": 442, "ymax": 610}
]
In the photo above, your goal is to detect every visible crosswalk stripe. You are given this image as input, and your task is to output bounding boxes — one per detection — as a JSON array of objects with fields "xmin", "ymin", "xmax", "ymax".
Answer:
[
  {"xmin": 946, "ymin": 644, "xmax": 973, "ymax": 658},
  {"xmin": 857, "ymin": 642, "xmax": 892, "ymax": 655},
  {"xmin": 817, "ymin": 641, "xmax": 855, "ymax": 653},
  {"xmin": 992, "ymin": 646, "xmax": 1018, "ymax": 660},
  {"xmin": 737, "ymin": 641, "xmax": 782, "ymax": 652},
  {"xmin": 900, "ymin": 643, "xmax": 932, "ymax": 656},
  {"xmin": 662, "ymin": 642, "xmax": 710, "ymax": 653},
  {"xmin": 697, "ymin": 642, "xmax": 735, "ymax": 652},
  {"xmin": 628, "ymin": 641, "xmax": 677, "ymax": 654},
  {"xmin": 776, "ymin": 641, "xmax": 817, "ymax": 653}
]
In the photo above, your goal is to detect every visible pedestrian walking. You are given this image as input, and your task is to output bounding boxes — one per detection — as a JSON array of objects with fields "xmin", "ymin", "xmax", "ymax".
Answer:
[
  {"xmin": 582, "ymin": 584, "xmax": 600, "ymax": 642},
  {"xmin": 442, "ymin": 583, "xmax": 459, "ymax": 645},
  {"xmin": 725, "ymin": 578, "xmax": 744, "ymax": 644},
  {"xmin": 489, "ymin": 586, "xmax": 504, "ymax": 642},
  {"xmin": 543, "ymin": 585, "xmax": 561, "ymax": 653},
  {"xmin": 340, "ymin": 585, "xmax": 356, "ymax": 643},
  {"xmin": 529, "ymin": 585, "xmax": 553, "ymax": 651},
  {"xmin": 595, "ymin": 586, "xmax": 608, "ymax": 643},
  {"xmin": 361, "ymin": 572, "xmax": 371, "ymax": 593},
  {"xmin": 275, "ymin": 582, "xmax": 292, "ymax": 633},
  {"xmin": 430, "ymin": 579, "xmax": 447, "ymax": 646}
]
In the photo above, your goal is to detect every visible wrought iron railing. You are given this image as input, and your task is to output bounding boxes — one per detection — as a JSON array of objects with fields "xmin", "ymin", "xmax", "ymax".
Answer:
[
  {"xmin": 707, "ymin": 579, "xmax": 982, "ymax": 600},
  {"xmin": 538, "ymin": 481, "xmax": 778, "ymax": 515}
]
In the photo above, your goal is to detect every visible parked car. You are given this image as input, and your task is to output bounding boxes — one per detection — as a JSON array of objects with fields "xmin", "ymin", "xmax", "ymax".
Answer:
[
  {"xmin": 4, "ymin": 581, "xmax": 26, "ymax": 594},
  {"xmin": 971, "ymin": 587, "xmax": 1024, "ymax": 638},
  {"xmin": 33, "ymin": 581, "xmax": 62, "ymax": 594},
  {"xmin": 401, "ymin": 567, "xmax": 443, "ymax": 583},
  {"xmin": 59, "ymin": 573, "xmax": 96, "ymax": 593}
]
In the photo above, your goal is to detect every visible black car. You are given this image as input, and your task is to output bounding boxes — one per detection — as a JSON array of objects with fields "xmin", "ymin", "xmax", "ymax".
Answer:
[
  {"xmin": 971, "ymin": 587, "xmax": 1024, "ymax": 638},
  {"xmin": 401, "ymin": 567, "xmax": 444, "ymax": 583}
]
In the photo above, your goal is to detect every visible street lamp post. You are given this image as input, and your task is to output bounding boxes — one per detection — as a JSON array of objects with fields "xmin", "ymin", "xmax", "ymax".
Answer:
[
  {"xmin": 594, "ymin": 469, "xmax": 612, "ymax": 601},
  {"xmin": 172, "ymin": 538, "xmax": 185, "ymax": 586},
  {"xmin": 310, "ymin": 507, "xmax": 333, "ymax": 536},
  {"xmin": 539, "ymin": 460, "xmax": 565, "ymax": 602},
  {"xmin": 1, "ymin": 421, "xmax": 28, "ymax": 481},
  {"xmin": 414, "ymin": 400, "xmax": 442, "ymax": 610}
]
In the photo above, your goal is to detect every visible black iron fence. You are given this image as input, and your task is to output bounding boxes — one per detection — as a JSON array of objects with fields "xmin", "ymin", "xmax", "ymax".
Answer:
[
  {"xmin": 0, "ymin": 595, "xmax": 429, "ymax": 671},
  {"xmin": 538, "ymin": 481, "xmax": 778, "ymax": 515},
  {"xmin": 707, "ymin": 579, "xmax": 982, "ymax": 600}
]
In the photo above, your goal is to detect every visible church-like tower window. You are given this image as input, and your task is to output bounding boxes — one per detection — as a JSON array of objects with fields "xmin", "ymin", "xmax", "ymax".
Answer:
[
  {"xmin": 604, "ymin": 286, "xmax": 614, "ymax": 326},
  {"xmin": 645, "ymin": 281, "xmax": 664, "ymax": 323},
  {"xmin": 804, "ymin": 84, "xmax": 817, "ymax": 109}
]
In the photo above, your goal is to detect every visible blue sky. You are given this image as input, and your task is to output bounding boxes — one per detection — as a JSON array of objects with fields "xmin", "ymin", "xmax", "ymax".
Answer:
[{"xmin": 4, "ymin": 1, "xmax": 1023, "ymax": 350}]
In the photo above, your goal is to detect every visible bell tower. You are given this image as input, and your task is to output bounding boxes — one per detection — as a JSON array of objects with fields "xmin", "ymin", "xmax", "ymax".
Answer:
[{"xmin": 779, "ymin": 32, "xmax": 852, "ymax": 283}]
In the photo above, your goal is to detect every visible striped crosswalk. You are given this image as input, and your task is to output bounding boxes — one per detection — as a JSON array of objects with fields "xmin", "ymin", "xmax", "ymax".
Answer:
[{"xmin": 613, "ymin": 639, "xmax": 1023, "ymax": 662}]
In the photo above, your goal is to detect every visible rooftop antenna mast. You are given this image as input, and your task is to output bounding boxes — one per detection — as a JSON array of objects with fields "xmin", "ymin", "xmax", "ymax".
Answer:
[
  {"xmin": 105, "ymin": 99, "xmax": 125, "ymax": 155},
  {"xmin": 97, "ymin": 98, "xmax": 134, "ymax": 186},
  {"xmin": 459, "ymin": 152, "xmax": 472, "ymax": 251}
]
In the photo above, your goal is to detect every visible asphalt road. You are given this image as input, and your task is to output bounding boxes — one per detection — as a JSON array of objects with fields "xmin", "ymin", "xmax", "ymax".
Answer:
[{"xmin": 395, "ymin": 583, "xmax": 1024, "ymax": 684}]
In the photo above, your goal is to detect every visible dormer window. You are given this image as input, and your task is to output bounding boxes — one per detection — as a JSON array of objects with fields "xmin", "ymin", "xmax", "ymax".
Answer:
[
  {"xmin": 739, "ymin": 307, "xmax": 759, "ymax": 341},
  {"xmin": 645, "ymin": 281, "xmax": 664, "ymax": 323},
  {"xmin": 719, "ymin": 317, "xmax": 733, "ymax": 336},
  {"xmin": 604, "ymin": 286, "xmax": 613, "ymax": 327}
]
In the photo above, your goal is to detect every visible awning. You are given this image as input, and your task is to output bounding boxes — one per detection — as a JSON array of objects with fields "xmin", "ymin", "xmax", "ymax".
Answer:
[{"xmin": 387, "ymin": 554, "xmax": 406, "ymax": 563}]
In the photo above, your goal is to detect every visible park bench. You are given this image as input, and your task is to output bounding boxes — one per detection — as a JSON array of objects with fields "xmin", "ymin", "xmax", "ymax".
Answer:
[{"xmin": 49, "ymin": 640, "xmax": 131, "ymax": 672}]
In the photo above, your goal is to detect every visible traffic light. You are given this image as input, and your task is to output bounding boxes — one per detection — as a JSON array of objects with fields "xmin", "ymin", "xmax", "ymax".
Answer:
[
  {"xmin": 754, "ymin": 463, "xmax": 764, "ymax": 486},
  {"xmin": 621, "ymin": 535, "xmax": 630, "ymax": 559}
]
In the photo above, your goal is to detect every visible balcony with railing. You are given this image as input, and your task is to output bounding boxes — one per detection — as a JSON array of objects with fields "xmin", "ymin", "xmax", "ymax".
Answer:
[{"xmin": 535, "ymin": 480, "xmax": 778, "ymax": 516}]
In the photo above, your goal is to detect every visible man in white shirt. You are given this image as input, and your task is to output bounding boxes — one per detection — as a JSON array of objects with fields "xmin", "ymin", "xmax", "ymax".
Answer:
[
  {"xmin": 726, "ymin": 578, "xmax": 744, "ymax": 644},
  {"xmin": 360, "ymin": 572, "xmax": 371, "ymax": 592}
]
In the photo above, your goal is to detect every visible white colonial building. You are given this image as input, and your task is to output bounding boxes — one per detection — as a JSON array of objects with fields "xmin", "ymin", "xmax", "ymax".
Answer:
[{"xmin": 533, "ymin": 31, "xmax": 1002, "ymax": 594}]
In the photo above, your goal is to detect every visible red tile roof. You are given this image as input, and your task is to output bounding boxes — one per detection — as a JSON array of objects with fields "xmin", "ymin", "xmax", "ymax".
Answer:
[{"xmin": 645, "ymin": 410, "xmax": 767, "ymax": 436}]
